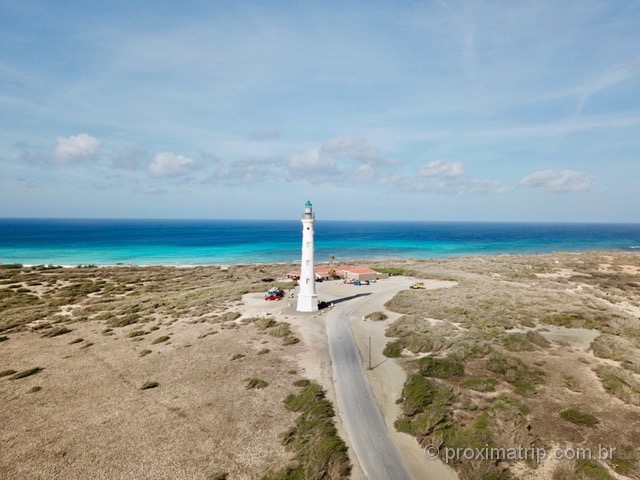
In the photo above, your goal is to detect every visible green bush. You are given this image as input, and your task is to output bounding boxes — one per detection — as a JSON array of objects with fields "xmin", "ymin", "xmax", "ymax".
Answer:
[
  {"xmin": 560, "ymin": 408, "xmax": 599, "ymax": 427},
  {"xmin": 265, "ymin": 382, "xmax": 350, "ymax": 479},
  {"xmin": 246, "ymin": 378, "xmax": 268, "ymax": 389},
  {"xmin": 417, "ymin": 357, "xmax": 464, "ymax": 379},
  {"xmin": 10, "ymin": 367, "xmax": 43, "ymax": 380},
  {"xmin": 462, "ymin": 378, "xmax": 496, "ymax": 392},
  {"xmin": 383, "ymin": 340, "xmax": 403, "ymax": 358}
]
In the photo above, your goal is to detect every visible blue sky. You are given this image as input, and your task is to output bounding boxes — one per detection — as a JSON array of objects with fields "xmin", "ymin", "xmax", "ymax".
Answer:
[{"xmin": 1, "ymin": 0, "xmax": 639, "ymax": 222}]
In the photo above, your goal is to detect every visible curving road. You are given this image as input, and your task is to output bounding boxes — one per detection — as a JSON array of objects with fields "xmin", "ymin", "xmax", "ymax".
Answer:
[{"xmin": 326, "ymin": 286, "xmax": 413, "ymax": 480}]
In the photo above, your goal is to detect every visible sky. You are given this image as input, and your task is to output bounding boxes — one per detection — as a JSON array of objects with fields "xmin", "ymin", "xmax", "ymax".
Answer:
[{"xmin": 1, "ymin": 0, "xmax": 639, "ymax": 222}]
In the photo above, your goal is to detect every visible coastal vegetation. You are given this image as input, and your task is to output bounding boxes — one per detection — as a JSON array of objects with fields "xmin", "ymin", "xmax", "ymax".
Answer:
[
  {"xmin": 376, "ymin": 251, "xmax": 640, "ymax": 480},
  {"xmin": 263, "ymin": 380, "xmax": 351, "ymax": 480}
]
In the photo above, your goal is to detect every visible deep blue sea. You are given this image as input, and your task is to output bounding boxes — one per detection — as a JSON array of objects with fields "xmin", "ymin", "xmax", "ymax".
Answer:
[{"xmin": 0, "ymin": 218, "xmax": 639, "ymax": 266}]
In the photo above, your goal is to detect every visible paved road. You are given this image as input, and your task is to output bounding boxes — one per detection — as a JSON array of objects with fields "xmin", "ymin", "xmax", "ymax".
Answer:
[{"xmin": 326, "ymin": 287, "xmax": 413, "ymax": 480}]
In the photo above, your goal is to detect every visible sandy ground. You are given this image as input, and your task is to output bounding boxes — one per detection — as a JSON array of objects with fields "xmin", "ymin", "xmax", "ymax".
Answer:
[
  {"xmin": 2, "ymin": 252, "xmax": 639, "ymax": 479},
  {"xmin": 0, "ymin": 265, "xmax": 307, "ymax": 480},
  {"xmin": 0, "ymin": 317, "xmax": 304, "ymax": 479}
]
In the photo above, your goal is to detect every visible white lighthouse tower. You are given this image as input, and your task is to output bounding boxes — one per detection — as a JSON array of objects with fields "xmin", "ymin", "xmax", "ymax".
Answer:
[{"xmin": 296, "ymin": 200, "xmax": 318, "ymax": 312}]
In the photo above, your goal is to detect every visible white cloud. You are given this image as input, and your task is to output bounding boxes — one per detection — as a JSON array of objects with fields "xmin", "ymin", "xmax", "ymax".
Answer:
[
  {"xmin": 290, "ymin": 148, "xmax": 338, "ymax": 172},
  {"xmin": 519, "ymin": 169, "xmax": 594, "ymax": 192},
  {"xmin": 409, "ymin": 160, "xmax": 506, "ymax": 195},
  {"xmin": 54, "ymin": 133, "xmax": 101, "ymax": 162},
  {"xmin": 418, "ymin": 160, "xmax": 465, "ymax": 178},
  {"xmin": 148, "ymin": 152, "xmax": 195, "ymax": 177}
]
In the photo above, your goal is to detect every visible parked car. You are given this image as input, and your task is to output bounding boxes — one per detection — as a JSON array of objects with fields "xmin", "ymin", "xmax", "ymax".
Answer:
[
  {"xmin": 353, "ymin": 280, "xmax": 370, "ymax": 286},
  {"xmin": 410, "ymin": 282, "xmax": 425, "ymax": 289},
  {"xmin": 265, "ymin": 287, "xmax": 285, "ymax": 300}
]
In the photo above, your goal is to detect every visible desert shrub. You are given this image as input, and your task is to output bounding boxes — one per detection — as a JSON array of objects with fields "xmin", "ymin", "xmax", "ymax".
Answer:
[
  {"xmin": 486, "ymin": 353, "xmax": 544, "ymax": 395},
  {"xmin": 560, "ymin": 408, "xmax": 599, "ymax": 427},
  {"xmin": 269, "ymin": 323, "xmax": 292, "ymax": 337},
  {"xmin": 417, "ymin": 357, "xmax": 464, "ymax": 379},
  {"xmin": 592, "ymin": 335, "xmax": 640, "ymax": 373},
  {"xmin": 209, "ymin": 473, "xmax": 228, "ymax": 480},
  {"xmin": 372, "ymin": 266, "xmax": 416, "ymax": 276},
  {"xmin": 462, "ymin": 378, "xmax": 496, "ymax": 392},
  {"xmin": 139, "ymin": 349, "xmax": 152, "ymax": 357},
  {"xmin": 502, "ymin": 331, "xmax": 549, "ymax": 351},
  {"xmin": 542, "ymin": 312, "xmax": 599, "ymax": 329},
  {"xmin": 383, "ymin": 340, "xmax": 403, "ymax": 358},
  {"xmin": 394, "ymin": 374, "xmax": 453, "ymax": 437},
  {"xmin": 401, "ymin": 374, "xmax": 453, "ymax": 417},
  {"xmin": 365, "ymin": 311, "xmax": 388, "ymax": 321},
  {"xmin": 255, "ymin": 318, "xmax": 276, "ymax": 330},
  {"xmin": 108, "ymin": 315, "xmax": 140, "ymax": 328},
  {"xmin": 246, "ymin": 378, "xmax": 268, "ymax": 389},
  {"xmin": 266, "ymin": 382, "xmax": 350, "ymax": 479},
  {"xmin": 594, "ymin": 365, "xmax": 640, "ymax": 405},
  {"xmin": 450, "ymin": 341, "xmax": 493, "ymax": 361},
  {"xmin": 10, "ymin": 367, "xmax": 43, "ymax": 380},
  {"xmin": 0, "ymin": 369, "xmax": 17, "ymax": 378},
  {"xmin": 151, "ymin": 335, "xmax": 170, "ymax": 344},
  {"xmin": 282, "ymin": 336, "xmax": 300, "ymax": 346},
  {"xmin": 573, "ymin": 460, "xmax": 615, "ymax": 479},
  {"xmin": 213, "ymin": 311, "xmax": 241, "ymax": 323},
  {"xmin": 41, "ymin": 326, "xmax": 73, "ymax": 338},
  {"xmin": 386, "ymin": 315, "xmax": 458, "ymax": 353},
  {"xmin": 140, "ymin": 381, "xmax": 159, "ymax": 390},
  {"xmin": 609, "ymin": 445, "xmax": 638, "ymax": 477},
  {"xmin": 0, "ymin": 263, "xmax": 23, "ymax": 269}
]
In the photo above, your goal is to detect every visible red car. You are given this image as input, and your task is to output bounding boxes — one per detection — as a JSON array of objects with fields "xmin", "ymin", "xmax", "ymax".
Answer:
[{"xmin": 265, "ymin": 288, "xmax": 285, "ymax": 301}]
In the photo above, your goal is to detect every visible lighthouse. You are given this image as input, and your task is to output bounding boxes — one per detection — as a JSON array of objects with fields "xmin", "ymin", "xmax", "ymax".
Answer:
[{"xmin": 296, "ymin": 200, "xmax": 318, "ymax": 312}]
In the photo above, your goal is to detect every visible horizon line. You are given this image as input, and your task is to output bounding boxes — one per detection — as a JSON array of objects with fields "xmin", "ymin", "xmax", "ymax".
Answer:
[{"xmin": 1, "ymin": 216, "xmax": 639, "ymax": 226}]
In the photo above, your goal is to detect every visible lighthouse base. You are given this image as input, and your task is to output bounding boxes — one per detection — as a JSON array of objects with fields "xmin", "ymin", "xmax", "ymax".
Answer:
[{"xmin": 297, "ymin": 294, "xmax": 318, "ymax": 313}]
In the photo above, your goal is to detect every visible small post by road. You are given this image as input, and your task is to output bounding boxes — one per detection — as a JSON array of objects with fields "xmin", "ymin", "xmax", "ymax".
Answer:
[{"xmin": 368, "ymin": 336, "xmax": 371, "ymax": 370}]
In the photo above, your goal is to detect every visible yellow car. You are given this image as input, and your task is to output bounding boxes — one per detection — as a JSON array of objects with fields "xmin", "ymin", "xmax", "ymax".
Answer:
[{"xmin": 410, "ymin": 282, "xmax": 425, "ymax": 289}]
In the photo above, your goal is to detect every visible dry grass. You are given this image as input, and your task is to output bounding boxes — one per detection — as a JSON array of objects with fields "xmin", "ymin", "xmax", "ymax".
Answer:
[{"xmin": 0, "ymin": 262, "xmax": 312, "ymax": 480}]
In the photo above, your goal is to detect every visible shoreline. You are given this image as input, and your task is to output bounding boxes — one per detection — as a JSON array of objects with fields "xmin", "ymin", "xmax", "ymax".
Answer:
[{"xmin": 4, "ymin": 248, "xmax": 637, "ymax": 269}]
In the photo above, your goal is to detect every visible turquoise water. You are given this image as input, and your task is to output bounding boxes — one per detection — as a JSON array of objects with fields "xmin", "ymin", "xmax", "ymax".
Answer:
[{"xmin": 0, "ymin": 218, "xmax": 638, "ymax": 266}]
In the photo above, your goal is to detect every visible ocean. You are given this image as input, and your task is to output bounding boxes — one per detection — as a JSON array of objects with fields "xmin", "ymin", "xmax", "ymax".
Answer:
[{"xmin": 0, "ymin": 218, "xmax": 639, "ymax": 266}]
